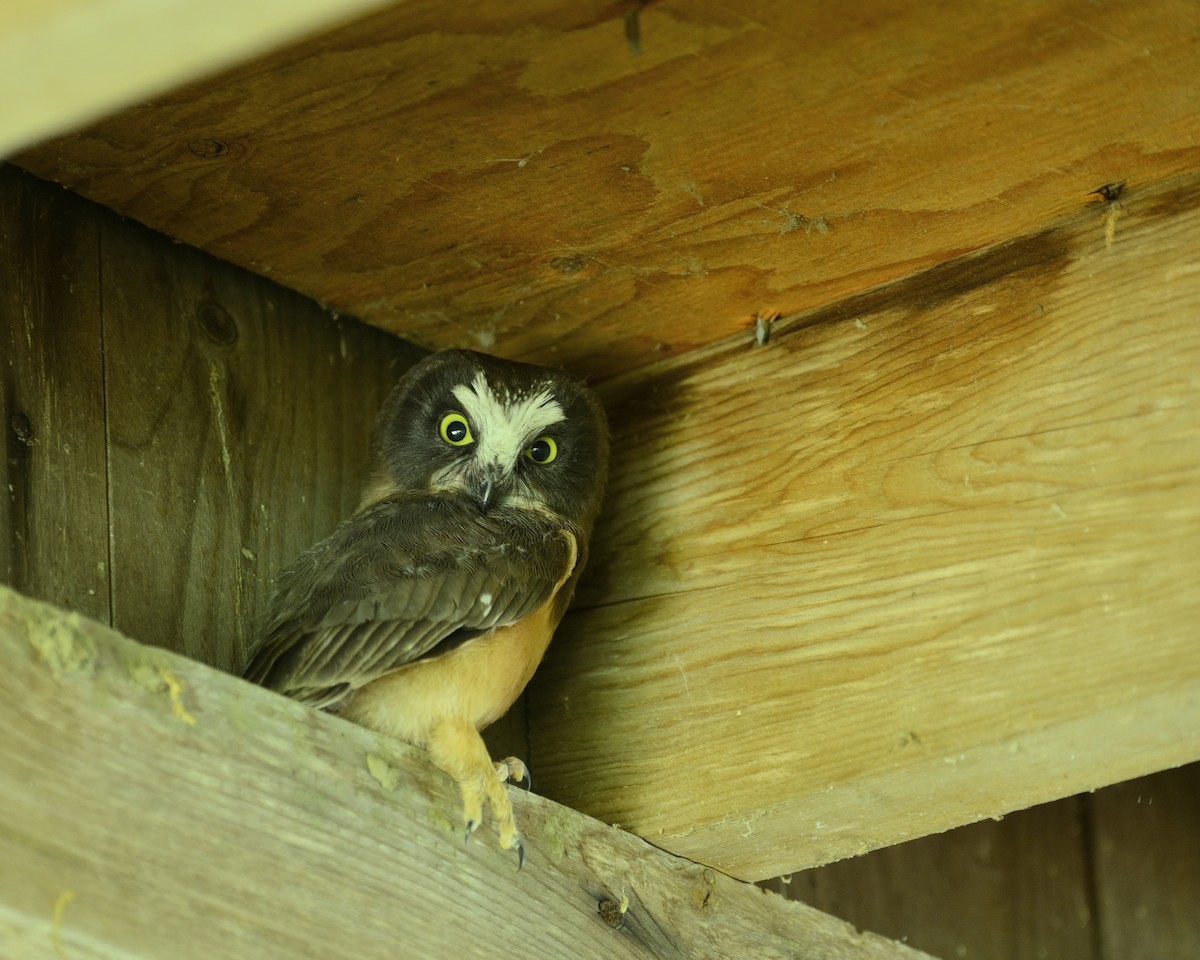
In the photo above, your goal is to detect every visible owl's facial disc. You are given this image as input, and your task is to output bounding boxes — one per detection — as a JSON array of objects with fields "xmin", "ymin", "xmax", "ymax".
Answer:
[
  {"xmin": 451, "ymin": 372, "xmax": 564, "ymax": 471},
  {"xmin": 438, "ymin": 372, "xmax": 565, "ymax": 510}
]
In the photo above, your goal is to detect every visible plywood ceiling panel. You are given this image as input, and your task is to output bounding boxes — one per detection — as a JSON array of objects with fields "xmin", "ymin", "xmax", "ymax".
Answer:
[
  {"xmin": 15, "ymin": 0, "xmax": 1200, "ymax": 379},
  {"xmin": 0, "ymin": 0, "xmax": 394, "ymax": 156}
]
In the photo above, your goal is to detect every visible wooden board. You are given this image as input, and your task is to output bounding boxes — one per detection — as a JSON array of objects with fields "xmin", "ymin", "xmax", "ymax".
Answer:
[
  {"xmin": 0, "ymin": 163, "xmax": 425, "ymax": 674},
  {"xmin": 524, "ymin": 172, "xmax": 1200, "ymax": 881},
  {"xmin": 13, "ymin": 0, "xmax": 1200, "ymax": 380},
  {"xmin": 773, "ymin": 797, "xmax": 1097, "ymax": 960},
  {"xmin": 1091, "ymin": 765, "xmax": 1200, "ymax": 959},
  {"xmin": 0, "ymin": 584, "xmax": 933, "ymax": 960},
  {"xmin": 0, "ymin": 165, "xmax": 110, "ymax": 623},
  {"xmin": 0, "ymin": 0, "xmax": 393, "ymax": 156},
  {"xmin": 775, "ymin": 763, "xmax": 1200, "ymax": 960},
  {"xmin": 96, "ymin": 185, "xmax": 424, "ymax": 672}
]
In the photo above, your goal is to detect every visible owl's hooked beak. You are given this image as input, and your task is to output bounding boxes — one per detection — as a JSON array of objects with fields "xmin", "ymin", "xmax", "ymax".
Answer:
[{"xmin": 468, "ymin": 463, "xmax": 512, "ymax": 512}]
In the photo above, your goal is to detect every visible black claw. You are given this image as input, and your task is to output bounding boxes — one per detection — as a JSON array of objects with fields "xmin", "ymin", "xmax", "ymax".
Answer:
[
  {"xmin": 516, "ymin": 840, "xmax": 526, "ymax": 871},
  {"xmin": 464, "ymin": 821, "xmax": 478, "ymax": 844}
]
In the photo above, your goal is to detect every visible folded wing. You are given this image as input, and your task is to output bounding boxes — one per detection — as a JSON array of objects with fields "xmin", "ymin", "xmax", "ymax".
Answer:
[{"xmin": 243, "ymin": 494, "xmax": 574, "ymax": 708}]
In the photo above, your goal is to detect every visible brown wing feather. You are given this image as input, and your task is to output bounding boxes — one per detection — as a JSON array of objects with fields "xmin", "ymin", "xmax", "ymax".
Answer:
[{"xmin": 243, "ymin": 493, "xmax": 575, "ymax": 708}]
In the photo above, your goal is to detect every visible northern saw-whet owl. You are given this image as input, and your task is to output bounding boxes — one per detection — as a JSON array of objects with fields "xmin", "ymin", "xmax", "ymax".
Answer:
[{"xmin": 243, "ymin": 349, "xmax": 609, "ymax": 862}]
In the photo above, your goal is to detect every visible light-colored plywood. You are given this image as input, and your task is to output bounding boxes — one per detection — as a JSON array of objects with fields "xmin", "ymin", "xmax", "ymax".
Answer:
[
  {"xmin": 526, "ymin": 174, "xmax": 1200, "ymax": 881},
  {"xmin": 0, "ymin": 0, "xmax": 394, "ymax": 156},
  {"xmin": 0, "ymin": 585, "xmax": 933, "ymax": 960},
  {"xmin": 14, "ymin": 0, "xmax": 1200, "ymax": 379}
]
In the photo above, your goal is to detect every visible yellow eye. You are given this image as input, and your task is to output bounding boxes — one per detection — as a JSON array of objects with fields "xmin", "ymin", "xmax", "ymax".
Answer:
[
  {"xmin": 524, "ymin": 436, "xmax": 557, "ymax": 464},
  {"xmin": 439, "ymin": 413, "xmax": 473, "ymax": 446}
]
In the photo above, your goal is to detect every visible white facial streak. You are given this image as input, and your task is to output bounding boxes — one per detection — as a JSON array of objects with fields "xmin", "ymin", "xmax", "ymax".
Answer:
[{"xmin": 452, "ymin": 372, "xmax": 564, "ymax": 472}]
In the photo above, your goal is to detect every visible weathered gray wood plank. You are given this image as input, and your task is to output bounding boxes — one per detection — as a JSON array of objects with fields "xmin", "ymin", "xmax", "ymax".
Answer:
[{"xmin": 0, "ymin": 585, "xmax": 933, "ymax": 960}]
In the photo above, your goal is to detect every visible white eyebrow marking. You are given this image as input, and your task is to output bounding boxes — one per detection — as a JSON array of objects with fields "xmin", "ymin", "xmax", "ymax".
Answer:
[{"xmin": 451, "ymin": 372, "xmax": 564, "ymax": 471}]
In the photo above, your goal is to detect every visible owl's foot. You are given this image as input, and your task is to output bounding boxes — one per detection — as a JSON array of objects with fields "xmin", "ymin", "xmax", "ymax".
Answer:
[
  {"xmin": 495, "ymin": 756, "xmax": 531, "ymax": 790},
  {"xmin": 427, "ymin": 720, "xmax": 524, "ymax": 865}
]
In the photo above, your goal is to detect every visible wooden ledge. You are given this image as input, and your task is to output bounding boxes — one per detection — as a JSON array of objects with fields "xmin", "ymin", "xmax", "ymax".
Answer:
[
  {"xmin": 0, "ymin": 586, "xmax": 930, "ymax": 960},
  {"xmin": 0, "ymin": 0, "xmax": 393, "ymax": 156}
]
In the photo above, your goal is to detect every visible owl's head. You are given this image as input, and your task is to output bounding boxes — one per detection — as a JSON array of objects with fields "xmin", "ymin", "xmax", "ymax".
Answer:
[{"xmin": 365, "ymin": 350, "xmax": 609, "ymax": 530}]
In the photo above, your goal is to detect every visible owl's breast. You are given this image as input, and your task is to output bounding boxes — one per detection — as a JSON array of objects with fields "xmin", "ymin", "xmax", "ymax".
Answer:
[{"xmin": 338, "ymin": 597, "xmax": 559, "ymax": 746}]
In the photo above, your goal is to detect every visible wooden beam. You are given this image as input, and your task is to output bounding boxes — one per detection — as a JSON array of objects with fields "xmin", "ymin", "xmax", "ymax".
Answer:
[
  {"xmin": 13, "ymin": 0, "xmax": 1200, "ymax": 378},
  {"xmin": 0, "ymin": 0, "xmax": 394, "ymax": 156},
  {"xmin": 526, "ymin": 173, "xmax": 1200, "ymax": 881},
  {"xmin": 0, "ymin": 586, "xmax": 931, "ymax": 960}
]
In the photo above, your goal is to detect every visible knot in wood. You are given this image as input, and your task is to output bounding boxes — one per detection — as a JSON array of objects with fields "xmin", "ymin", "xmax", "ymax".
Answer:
[
  {"xmin": 197, "ymin": 299, "xmax": 239, "ymax": 345},
  {"xmin": 597, "ymin": 898, "xmax": 625, "ymax": 929},
  {"xmin": 549, "ymin": 254, "xmax": 587, "ymax": 274},
  {"xmin": 186, "ymin": 138, "xmax": 246, "ymax": 160},
  {"xmin": 10, "ymin": 412, "xmax": 34, "ymax": 445}
]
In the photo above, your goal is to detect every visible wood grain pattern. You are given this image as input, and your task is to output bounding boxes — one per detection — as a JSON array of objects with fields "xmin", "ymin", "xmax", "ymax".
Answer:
[
  {"xmin": 773, "ymin": 796, "xmax": 1097, "ymax": 960},
  {"xmin": 0, "ymin": 0, "xmax": 393, "ymax": 155},
  {"xmin": 0, "ymin": 164, "xmax": 425, "ymax": 674},
  {"xmin": 776, "ymin": 763, "xmax": 1200, "ymax": 960},
  {"xmin": 0, "ymin": 584, "xmax": 933, "ymax": 960},
  {"xmin": 14, "ymin": 0, "xmax": 1200, "ymax": 379},
  {"xmin": 1091, "ymin": 765, "xmax": 1200, "ymax": 959},
  {"xmin": 0, "ymin": 164, "xmax": 110, "ymax": 623},
  {"xmin": 97, "ymin": 195, "xmax": 424, "ymax": 672},
  {"xmin": 525, "ymin": 173, "xmax": 1200, "ymax": 881}
]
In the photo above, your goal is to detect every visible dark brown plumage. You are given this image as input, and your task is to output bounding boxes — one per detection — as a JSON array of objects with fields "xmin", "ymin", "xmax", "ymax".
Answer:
[{"xmin": 242, "ymin": 349, "xmax": 608, "ymax": 861}]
